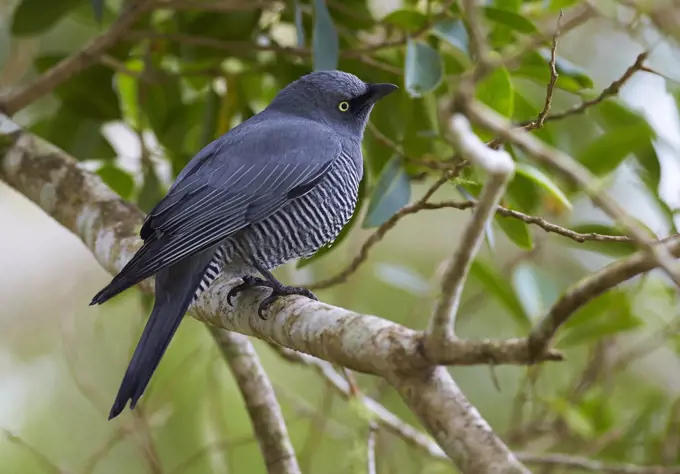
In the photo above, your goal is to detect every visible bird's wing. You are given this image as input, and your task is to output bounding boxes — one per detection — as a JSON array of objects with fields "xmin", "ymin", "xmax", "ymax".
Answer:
[{"xmin": 91, "ymin": 117, "xmax": 341, "ymax": 304}]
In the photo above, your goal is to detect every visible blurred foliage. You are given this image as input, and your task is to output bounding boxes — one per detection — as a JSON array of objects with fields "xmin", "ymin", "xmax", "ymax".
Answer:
[{"xmin": 3, "ymin": 0, "xmax": 680, "ymax": 473}]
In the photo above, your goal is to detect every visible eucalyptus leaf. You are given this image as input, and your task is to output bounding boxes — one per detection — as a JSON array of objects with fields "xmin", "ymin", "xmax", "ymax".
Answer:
[
  {"xmin": 469, "ymin": 260, "xmax": 530, "ymax": 329},
  {"xmin": 515, "ymin": 163, "xmax": 572, "ymax": 211},
  {"xmin": 363, "ymin": 156, "xmax": 411, "ymax": 228},
  {"xmin": 313, "ymin": 0, "xmax": 339, "ymax": 71},
  {"xmin": 431, "ymin": 19, "xmax": 469, "ymax": 54},
  {"xmin": 404, "ymin": 40, "xmax": 443, "ymax": 97}
]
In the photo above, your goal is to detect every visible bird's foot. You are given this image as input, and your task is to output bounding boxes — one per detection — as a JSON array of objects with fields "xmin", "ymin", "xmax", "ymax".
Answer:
[
  {"xmin": 227, "ymin": 275, "xmax": 268, "ymax": 307},
  {"xmin": 227, "ymin": 276, "xmax": 317, "ymax": 319},
  {"xmin": 257, "ymin": 283, "xmax": 317, "ymax": 319}
]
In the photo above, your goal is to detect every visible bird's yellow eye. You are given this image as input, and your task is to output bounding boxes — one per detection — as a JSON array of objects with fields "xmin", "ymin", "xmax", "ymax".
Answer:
[{"xmin": 338, "ymin": 101, "xmax": 350, "ymax": 112}]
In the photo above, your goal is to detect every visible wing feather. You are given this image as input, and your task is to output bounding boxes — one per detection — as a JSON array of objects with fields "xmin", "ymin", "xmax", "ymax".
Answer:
[{"xmin": 91, "ymin": 116, "xmax": 342, "ymax": 305}]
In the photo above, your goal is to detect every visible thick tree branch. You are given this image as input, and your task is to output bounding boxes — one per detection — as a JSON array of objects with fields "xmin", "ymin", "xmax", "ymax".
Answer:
[
  {"xmin": 0, "ymin": 0, "xmax": 154, "ymax": 116},
  {"xmin": 0, "ymin": 116, "xmax": 542, "ymax": 473},
  {"xmin": 210, "ymin": 329, "xmax": 300, "ymax": 474}
]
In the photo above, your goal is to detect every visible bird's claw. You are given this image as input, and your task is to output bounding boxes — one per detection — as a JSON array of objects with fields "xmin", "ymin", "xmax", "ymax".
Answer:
[
  {"xmin": 256, "ymin": 285, "xmax": 317, "ymax": 320},
  {"xmin": 227, "ymin": 275, "xmax": 267, "ymax": 307},
  {"xmin": 227, "ymin": 275, "xmax": 317, "ymax": 319}
]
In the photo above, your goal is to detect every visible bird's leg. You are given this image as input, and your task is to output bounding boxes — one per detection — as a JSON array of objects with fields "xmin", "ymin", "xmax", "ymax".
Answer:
[
  {"xmin": 226, "ymin": 275, "xmax": 268, "ymax": 307},
  {"xmin": 253, "ymin": 264, "xmax": 318, "ymax": 319}
]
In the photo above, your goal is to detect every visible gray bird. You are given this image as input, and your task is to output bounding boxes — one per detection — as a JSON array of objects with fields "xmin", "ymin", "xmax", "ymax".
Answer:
[{"xmin": 90, "ymin": 70, "xmax": 397, "ymax": 420}]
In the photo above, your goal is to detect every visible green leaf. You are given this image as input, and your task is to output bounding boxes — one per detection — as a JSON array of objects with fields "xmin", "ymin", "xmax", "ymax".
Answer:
[
  {"xmin": 547, "ymin": 398, "xmax": 596, "ymax": 439},
  {"xmin": 404, "ymin": 39, "xmax": 443, "ymax": 97},
  {"xmin": 578, "ymin": 124, "xmax": 655, "ymax": 176},
  {"xmin": 431, "ymin": 19, "xmax": 469, "ymax": 54},
  {"xmin": 363, "ymin": 156, "xmax": 411, "ymax": 228},
  {"xmin": 34, "ymin": 55, "xmax": 121, "ymax": 121},
  {"xmin": 558, "ymin": 291, "xmax": 641, "ymax": 347},
  {"xmin": 29, "ymin": 106, "xmax": 116, "ymax": 161},
  {"xmin": 382, "ymin": 9, "xmax": 428, "ymax": 32},
  {"xmin": 515, "ymin": 163, "xmax": 572, "ymax": 211},
  {"xmin": 97, "ymin": 165, "xmax": 135, "ymax": 200},
  {"xmin": 298, "ymin": 176, "xmax": 367, "ymax": 268},
  {"xmin": 199, "ymin": 87, "xmax": 220, "ymax": 147},
  {"xmin": 496, "ymin": 214, "xmax": 533, "ymax": 249},
  {"xmin": 141, "ymin": 79, "xmax": 184, "ymax": 145},
  {"xmin": 593, "ymin": 99, "xmax": 675, "ymax": 232},
  {"xmin": 313, "ymin": 0, "xmax": 339, "ymax": 71},
  {"xmin": 493, "ymin": 0, "xmax": 521, "ymax": 11},
  {"xmin": 483, "ymin": 7, "xmax": 537, "ymax": 34},
  {"xmin": 469, "ymin": 260, "xmax": 530, "ymax": 329},
  {"xmin": 113, "ymin": 60, "xmax": 144, "ymax": 129},
  {"xmin": 137, "ymin": 162, "xmax": 164, "ymax": 214},
  {"xmin": 401, "ymin": 96, "xmax": 438, "ymax": 160},
  {"xmin": 11, "ymin": 0, "xmax": 80, "ymax": 36},
  {"xmin": 563, "ymin": 224, "xmax": 638, "ymax": 257},
  {"xmin": 476, "ymin": 67, "xmax": 514, "ymax": 118},
  {"xmin": 511, "ymin": 262, "xmax": 544, "ymax": 322}
]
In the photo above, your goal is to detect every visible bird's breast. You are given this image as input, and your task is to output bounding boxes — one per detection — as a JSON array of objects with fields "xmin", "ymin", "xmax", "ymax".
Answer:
[{"xmin": 227, "ymin": 151, "xmax": 362, "ymax": 269}]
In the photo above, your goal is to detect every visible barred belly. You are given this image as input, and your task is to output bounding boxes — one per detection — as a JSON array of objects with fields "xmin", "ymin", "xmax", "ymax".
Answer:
[
  {"xmin": 192, "ymin": 151, "xmax": 361, "ymax": 302},
  {"xmin": 228, "ymin": 151, "xmax": 361, "ymax": 268}
]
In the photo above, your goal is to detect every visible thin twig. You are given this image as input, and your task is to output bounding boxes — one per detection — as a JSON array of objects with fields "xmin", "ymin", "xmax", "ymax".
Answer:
[
  {"xmin": 463, "ymin": 100, "xmax": 680, "ymax": 354},
  {"xmin": 535, "ymin": 11, "xmax": 563, "ymax": 128},
  {"xmin": 517, "ymin": 452, "xmax": 680, "ymax": 474},
  {"xmin": 0, "ymin": 0, "xmax": 154, "ymax": 115},
  {"xmin": 308, "ymin": 198, "xmax": 635, "ymax": 290},
  {"xmin": 426, "ymin": 115, "xmax": 515, "ymax": 345},
  {"xmin": 541, "ymin": 51, "xmax": 649, "ymax": 124},
  {"xmin": 367, "ymin": 423, "xmax": 378, "ymax": 474},
  {"xmin": 3, "ymin": 430, "xmax": 62, "ymax": 474}
]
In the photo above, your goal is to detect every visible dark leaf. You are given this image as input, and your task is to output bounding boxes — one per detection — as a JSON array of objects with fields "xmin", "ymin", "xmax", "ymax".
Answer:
[
  {"xmin": 11, "ymin": 0, "xmax": 80, "ymax": 36},
  {"xmin": 558, "ymin": 291, "xmax": 641, "ymax": 347},
  {"xmin": 97, "ymin": 164, "xmax": 135, "ymax": 200},
  {"xmin": 515, "ymin": 163, "xmax": 571, "ymax": 211},
  {"xmin": 138, "ymin": 161, "xmax": 164, "ymax": 214},
  {"xmin": 431, "ymin": 19, "xmax": 469, "ymax": 54},
  {"xmin": 476, "ymin": 67, "xmax": 514, "ymax": 117},
  {"xmin": 34, "ymin": 55, "xmax": 120, "ymax": 121},
  {"xmin": 577, "ymin": 124, "xmax": 655, "ymax": 176},
  {"xmin": 313, "ymin": 0, "xmax": 339, "ymax": 71},
  {"xmin": 29, "ymin": 106, "xmax": 116, "ymax": 161},
  {"xmin": 382, "ymin": 9, "xmax": 428, "ymax": 32},
  {"xmin": 483, "ymin": 7, "xmax": 537, "ymax": 34},
  {"xmin": 496, "ymin": 214, "xmax": 533, "ymax": 250},
  {"xmin": 404, "ymin": 40, "xmax": 443, "ymax": 97},
  {"xmin": 363, "ymin": 155, "xmax": 411, "ymax": 228},
  {"xmin": 469, "ymin": 259, "xmax": 530, "ymax": 329}
]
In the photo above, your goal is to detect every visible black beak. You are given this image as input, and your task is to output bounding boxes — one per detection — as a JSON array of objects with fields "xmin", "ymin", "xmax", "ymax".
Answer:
[{"xmin": 367, "ymin": 83, "xmax": 398, "ymax": 102}]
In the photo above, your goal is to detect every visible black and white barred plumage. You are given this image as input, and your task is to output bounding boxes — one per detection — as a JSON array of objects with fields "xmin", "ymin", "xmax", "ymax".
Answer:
[{"xmin": 91, "ymin": 70, "xmax": 396, "ymax": 420}]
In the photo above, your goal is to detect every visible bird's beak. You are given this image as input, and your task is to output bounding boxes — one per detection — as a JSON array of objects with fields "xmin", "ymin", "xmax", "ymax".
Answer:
[{"xmin": 367, "ymin": 83, "xmax": 398, "ymax": 102}]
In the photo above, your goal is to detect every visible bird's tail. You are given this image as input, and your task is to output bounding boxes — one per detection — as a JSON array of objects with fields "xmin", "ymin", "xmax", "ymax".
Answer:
[{"xmin": 108, "ymin": 249, "xmax": 215, "ymax": 420}]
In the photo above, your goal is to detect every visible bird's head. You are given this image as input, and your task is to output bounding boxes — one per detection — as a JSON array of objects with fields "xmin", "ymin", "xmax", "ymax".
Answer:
[{"xmin": 267, "ymin": 70, "xmax": 397, "ymax": 139}]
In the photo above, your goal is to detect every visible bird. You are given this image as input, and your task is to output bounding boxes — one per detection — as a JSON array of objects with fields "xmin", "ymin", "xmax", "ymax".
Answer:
[{"xmin": 90, "ymin": 70, "xmax": 397, "ymax": 420}]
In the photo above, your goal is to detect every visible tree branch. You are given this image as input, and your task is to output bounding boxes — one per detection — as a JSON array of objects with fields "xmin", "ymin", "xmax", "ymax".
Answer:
[
  {"xmin": 210, "ymin": 329, "xmax": 300, "ymax": 474},
  {"xmin": 0, "ymin": 0, "xmax": 154, "ymax": 116},
  {"xmin": 426, "ymin": 115, "xmax": 515, "ymax": 347},
  {"xmin": 0, "ymin": 115, "xmax": 543, "ymax": 473}
]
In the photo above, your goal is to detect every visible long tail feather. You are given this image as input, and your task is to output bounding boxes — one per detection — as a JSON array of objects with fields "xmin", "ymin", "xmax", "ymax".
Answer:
[{"xmin": 108, "ymin": 248, "xmax": 216, "ymax": 420}]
